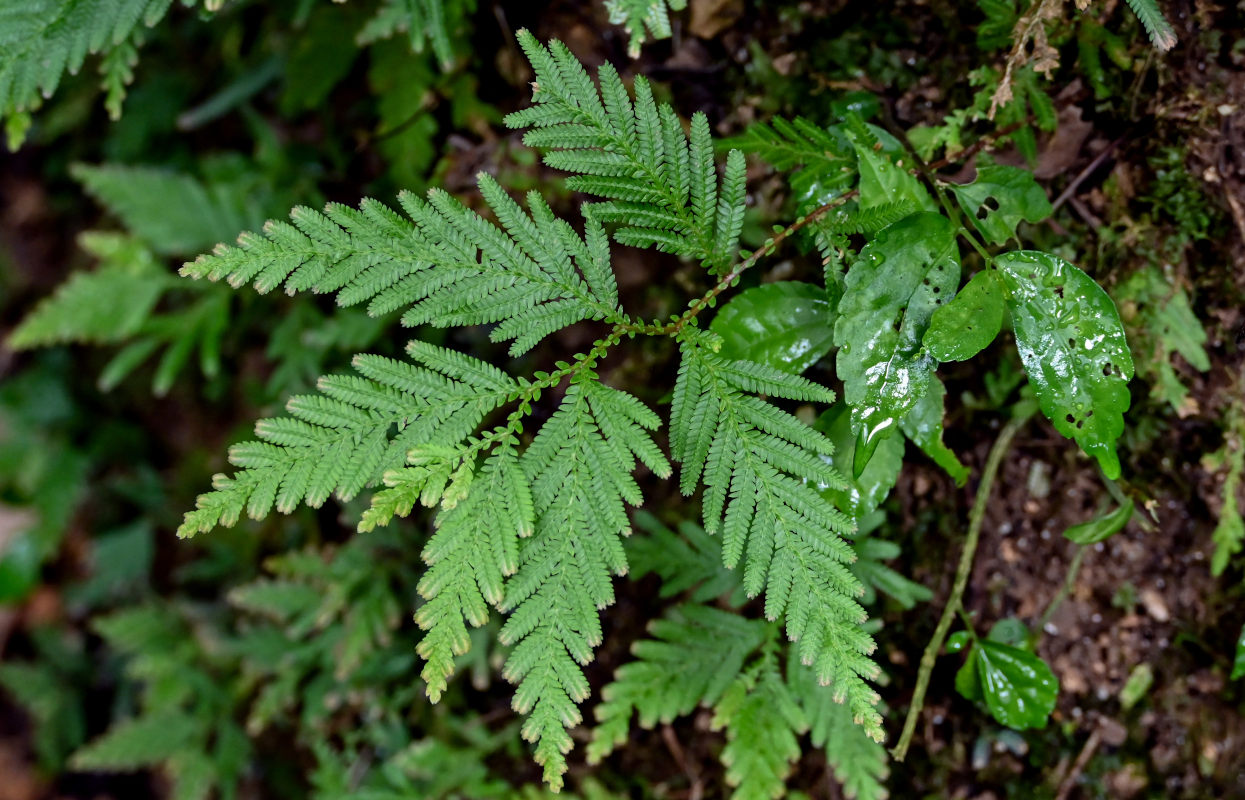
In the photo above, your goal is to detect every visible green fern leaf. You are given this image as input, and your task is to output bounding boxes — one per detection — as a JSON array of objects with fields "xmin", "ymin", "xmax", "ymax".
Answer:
[
  {"xmin": 178, "ymin": 341, "xmax": 518, "ymax": 536},
  {"xmin": 505, "ymin": 30, "xmax": 746, "ymax": 274},
  {"xmin": 605, "ymin": 0, "xmax": 687, "ymax": 56},
  {"xmin": 184, "ymin": 175, "xmax": 621, "ymax": 355},
  {"xmin": 712, "ymin": 651, "xmax": 807, "ymax": 800},
  {"xmin": 628, "ymin": 511, "xmax": 744, "ymax": 603},
  {"xmin": 1123, "ymin": 0, "xmax": 1176, "ymax": 51},
  {"xmin": 731, "ymin": 115, "xmax": 857, "ymax": 210},
  {"xmin": 789, "ymin": 661, "xmax": 889, "ymax": 800},
  {"xmin": 672, "ymin": 331, "xmax": 883, "ymax": 739},
  {"xmin": 0, "ymin": 0, "xmax": 183, "ymax": 144},
  {"xmin": 588, "ymin": 604, "xmax": 767, "ymax": 763},
  {"xmin": 71, "ymin": 712, "xmax": 199, "ymax": 772},
  {"xmin": 8, "ymin": 233, "xmax": 170, "ymax": 349},
  {"xmin": 357, "ymin": 0, "xmax": 471, "ymax": 70},
  {"xmin": 72, "ymin": 162, "xmax": 270, "ymax": 255},
  {"xmin": 500, "ymin": 376, "xmax": 667, "ymax": 790}
]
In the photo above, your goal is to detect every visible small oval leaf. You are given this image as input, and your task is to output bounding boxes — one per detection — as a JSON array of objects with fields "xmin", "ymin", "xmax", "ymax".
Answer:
[
  {"xmin": 996, "ymin": 251, "xmax": 1134, "ymax": 479},
  {"xmin": 975, "ymin": 640, "xmax": 1059, "ymax": 730},
  {"xmin": 1063, "ymin": 503, "xmax": 1133, "ymax": 545},
  {"xmin": 711, "ymin": 281, "xmax": 836, "ymax": 375},
  {"xmin": 923, "ymin": 270, "xmax": 1005, "ymax": 363}
]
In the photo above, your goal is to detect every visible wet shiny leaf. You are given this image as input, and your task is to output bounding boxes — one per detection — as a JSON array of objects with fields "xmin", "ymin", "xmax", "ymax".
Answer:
[
  {"xmin": 946, "ymin": 630, "xmax": 971, "ymax": 653},
  {"xmin": 996, "ymin": 251, "xmax": 1134, "ymax": 479},
  {"xmin": 814, "ymin": 405, "xmax": 904, "ymax": 517},
  {"xmin": 711, "ymin": 282, "xmax": 836, "ymax": 375},
  {"xmin": 899, "ymin": 378, "xmax": 968, "ymax": 485},
  {"xmin": 923, "ymin": 269, "xmax": 1005, "ymax": 363},
  {"xmin": 972, "ymin": 640, "xmax": 1059, "ymax": 730},
  {"xmin": 950, "ymin": 164, "xmax": 1053, "ymax": 245},
  {"xmin": 846, "ymin": 125, "xmax": 936, "ymax": 212},
  {"xmin": 835, "ymin": 213, "xmax": 960, "ymax": 468},
  {"xmin": 1063, "ymin": 503, "xmax": 1133, "ymax": 545}
]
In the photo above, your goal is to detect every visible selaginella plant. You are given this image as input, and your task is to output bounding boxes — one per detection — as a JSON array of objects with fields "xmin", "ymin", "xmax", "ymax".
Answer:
[{"xmin": 161, "ymin": 31, "xmax": 1134, "ymax": 792}]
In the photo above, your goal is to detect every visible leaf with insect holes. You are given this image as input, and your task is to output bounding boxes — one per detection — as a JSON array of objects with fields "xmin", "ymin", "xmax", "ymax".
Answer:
[
  {"xmin": 996, "ymin": 251, "xmax": 1134, "ymax": 479},
  {"xmin": 924, "ymin": 269, "xmax": 1005, "ymax": 363},
  {"xmin": 950, "ymin": 164, "xmax": 1053, "ymax": 246},
  {"xmin": 834, "ymin": 212, "xmax": 960, "ymax": 468}
]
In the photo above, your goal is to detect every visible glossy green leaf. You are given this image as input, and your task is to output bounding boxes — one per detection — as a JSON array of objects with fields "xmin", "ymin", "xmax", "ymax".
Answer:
[
  {"xmin": 899, "ymin": 378, "xmax": 968, "ymax": 485},
  {"xmin": 946, "ymin": 631, "xmax": 971, "ymax": 653},
  {"xmin": 814, "ymin": 405, "xmax": 903, "ymax": 517},
  {"xmin": 835, "ymin": 212, "xmax": 961, "ymax": 466},
  {"xmin": 950, "ymin": 164, "xmax": 1053, "ymax": 245},
  {"xmin": 996, "ymin": 251, "xmax": 1134, "ymax": 479},
  {"xmin": 711, "ymin": 281, "xmax": 836, "ymax": 375},
  {"xmin": 1063, "ymin": 503, "xmax": 1133, "ymax": 545},
  {"xmin": 954, "ymin": 646, "xmax": 982, "ymax": 700},
  {"xmin": 1232, "ymin": 624, "xmax": 1245, "ymax": 681},
  {"xmin": 969, "ymin": 640, "xmax": 1059, "ymax": 730},
  {"xmin": 846, "ymin": 123, "xmax": 935, "ymax": 212},
  {"xmin": 986, "ymin": 618, "xmax": 1032, "ymax": 649},
  {"xmin": 923, "ymin": 270, "xmax": 1005, "ymax": 363}
]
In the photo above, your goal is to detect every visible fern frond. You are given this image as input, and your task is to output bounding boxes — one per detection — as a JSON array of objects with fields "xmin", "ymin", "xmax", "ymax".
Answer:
[
  {"xmin": 0, "ymin": 0, "xmax": 180, "ymax": 139},
  {"xmin": 605, "ymin": 0, "xmax": 688, "ymax": 57},
  {"xmin": 71, "ymin": 162, "xmax": 268, "ymax": 255},
  {"xmin": 816, "ymin": 199, "xmax": 920, "ymax": 236},
  {"xmin": 588, "ymin": 604, "xmax": 767, "ymax": 763},
  {"xmin": 184, "ymin": 175, "xmax": 622, "ymax": 355},
  {"xmin": 711, "ymin": 647, "xmax": 808, "ymax": 800},
  {"xmin": 8, "ymin": 233, "xmax": 171, "ymax": 349},
  {"xmin": 178, "ymin": 341, "xmax": 518, "ymax": 537},
  {"xmin": 789, "ymin": 661, "xmax": 889, "ymax": 800},
  {"xmin": 505, "ymin": 30, "xmax": 746, "ymax": 275},
  {"xmin": 357, "ymin": 0, "xmax": 471, "ymax": 70},
  {"xmin": 731, "ymin": 115, "xmax": 857, "ymax": 209},
  {"xmin": 364, "ymin": 440, "xmax": 532, "ymax": 702},
  {"xmin": 500, "ymin": 375, "xmax": 666, "ymax": 790},
  {"xmin": 71, "ymin": 712, "xmax": 200, "ymax": 772},
  {"xmin": 628, "ymin": 511, "xmax": 743, "ymax": 603},
  {"xmin": 672, "ymin": 332, "xmax": 883, "ymax": 739},
  {"xmin": 1123, "ymin": 0, "xmax": 1176, "ymax": 51}
]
